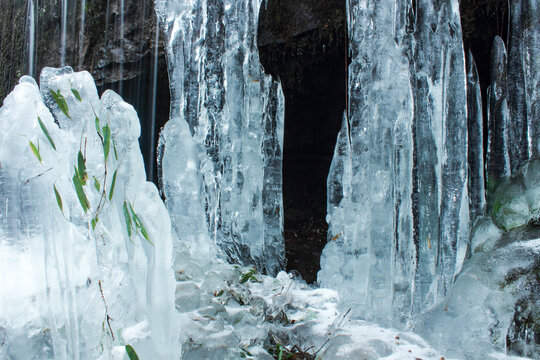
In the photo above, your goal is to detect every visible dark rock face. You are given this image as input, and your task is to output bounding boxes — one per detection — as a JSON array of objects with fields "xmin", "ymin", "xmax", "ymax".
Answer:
[
  {"xmin": 0, "ymin": 0, "xmax": 170, "ymax": 183},
  {"xmin": 258, "ymin": 0, "xmax": 347, "ymax": 283}
]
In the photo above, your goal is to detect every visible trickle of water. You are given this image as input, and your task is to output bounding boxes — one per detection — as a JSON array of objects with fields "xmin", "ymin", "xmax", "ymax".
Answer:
[
  {"xmin": 119, "ymin": 0, "xmax": 125, "ymax": 95},
  {"xmin": 149, "ymin": 14, "xmax": 159, "ymax": 182},
  {"xmin": 79, "ymin": 0, "xmax": 86, "ymax": 68},
  {"xmin": 60, "ymin": 0, "xmax": 68, "ymax": 66},
  {"xmin": 26, "ymin": 0, "xmax": 36, "ymax": 76}
]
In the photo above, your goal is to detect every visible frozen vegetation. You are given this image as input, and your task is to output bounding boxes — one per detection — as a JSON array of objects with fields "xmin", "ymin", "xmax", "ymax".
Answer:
[{"xmin": 0, "ymin": 0, "xmax": 539, "ymax": 359}]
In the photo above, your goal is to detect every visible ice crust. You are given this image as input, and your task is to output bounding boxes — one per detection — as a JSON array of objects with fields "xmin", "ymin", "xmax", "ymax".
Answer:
[
  {"xmin": 0, "ymin": 69, "xmax": 177, "ymax": 359},
  {"xmin": 155, "ymin": 0, "xmax": 285, "ymax": 275},
  {"xmin": 319, "ymin": 0, "xmax": 469, "ymax": 326}
]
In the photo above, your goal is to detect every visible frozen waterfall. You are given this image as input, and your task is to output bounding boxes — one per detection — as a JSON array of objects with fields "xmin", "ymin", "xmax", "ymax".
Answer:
[
  {"xmin": 155, "ymin": 0, "xmax": 285, "ymax": 275},
  {"xmin": 319, "ymin": 0, "xmax": 469, "ymax": 326}
]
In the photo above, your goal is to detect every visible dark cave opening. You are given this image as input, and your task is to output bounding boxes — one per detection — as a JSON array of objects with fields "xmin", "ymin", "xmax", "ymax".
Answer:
[{"xmin": 258, "ymin": 0, "xmax": 347, "ymax": 283}]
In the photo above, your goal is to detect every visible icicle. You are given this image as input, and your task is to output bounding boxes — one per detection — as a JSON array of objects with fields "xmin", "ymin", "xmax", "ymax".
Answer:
[
  {"xmin": 521, "ymin": 0, "xmax": 540, "ymax": 159},
  {"xmin": 486, "ymin": 36, "xmax": 510, "ymax": 195},
  {"xmin": 506, "ymin": 0, "xmax": 529, "ymax": 172},
  {"xmin": 467, "ymin": 50, "xmax": 485, "ymax": 221}
]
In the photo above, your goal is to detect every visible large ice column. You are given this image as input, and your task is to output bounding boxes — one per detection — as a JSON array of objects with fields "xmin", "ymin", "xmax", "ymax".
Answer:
[
  {"xmin": 520, "ymin": 1, "xmax": 540, "ymax": 159},
  {"xmin": 0, "ymin": 68, "xmax": 176, "ymax": 359},
  {"xmin": 155, "ymin": 0, "xmax": 285, "ymax": 274},
  {"xmin": 467, "ymin": 50, "xmax": 485, "ymax": 221},
  {"xmin": 410, "ymin": 0, "xmax": 469, "ymax": 314},
  {"xmin": 319, "ymin": 0, "xmax": 469, "ymax": 325},
  {"xmin": 486, "ymin": 36, "xmax": 511, "ymax": 194},
  {"xmin": 319, "ymin": 0, "xmax": 415, "ymax": 325},
  {"xmin": 506, "ymin": 0, "xmax": 530, "ymax": 171}
]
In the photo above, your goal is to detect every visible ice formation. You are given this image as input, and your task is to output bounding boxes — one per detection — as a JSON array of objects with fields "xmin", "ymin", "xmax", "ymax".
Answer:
[
  {"xmin": 155, "ymin": 0, "xmax": 285, "ymax": 275},
  {"xmin": 319, "ymin": 0, "xmax": 469, "ymax": 326},
  {"xmin": 0, "ymin": 67, "xmax": 453, "ymax": 360},
  {"xmin": 467, "ymin": 50, "xmax": 485, "ymax": 221},
  {"xmin": 416, "ymin": 161, "xmax": 540, "ymax": 359},
  {"xmin": 0, "ymin": 69, "xmax": 177, "ymax": 359}
]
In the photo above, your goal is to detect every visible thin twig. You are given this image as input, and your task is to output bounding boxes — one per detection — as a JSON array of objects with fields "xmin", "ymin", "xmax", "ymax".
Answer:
[{"xmin": 98, "ymin": 280, "xmax": 115, "ymax": 341}]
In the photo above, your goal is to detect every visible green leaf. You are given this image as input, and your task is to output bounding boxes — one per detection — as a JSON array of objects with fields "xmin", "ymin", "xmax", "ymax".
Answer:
[
  {"xmin": 71, "ymin": 88, "xmax": 82, "ymax": 101},
  {"xmin": 129, "ymin": 202, "xmax": 153, "ymax": 246},
  {"xmin": 123, "ymin": 201, "xmax": 133, "ymax": 238},
  {"xmin": 93, "ymin": 176, "xmax": 101, "ymax": 192},
  {"xmin": 91, "ymin": 217, "xmax": 98, "ymax": 230},
  {"xmin": 53, "ymin": 184, "xmax": 63, "ymax": 212},
  {"xmin": 77, "ymin": 151, "xmax": 87, "ymax": 185},
  {"xmin": 73, "ymin": 170, "xmax": 90, "ymax": 213},
  {"xmin": 37, "ymin": 117, "xmax": 56, "ymax": 150},
  {"xmin": 95, "ymin": 116, "xmax": 101, "ymax": 136},
  {"xmin": 240, "ymin": 268, "xmax": 257, "ymax": 284},
  {"xmin": 125, "ymin": 345, "xmax": 140, "ymax": 360},
  {"xmin": 109, "ymin": 170, "xmax": 118, "ymax": 201},
  {"xmin": 113, "ymin": 140, "xmax": 118, "ymax": 160},
  {"xmin": 49, "ymin": 89, "xmax": 70, "ymax": 118},
  {"xmin": 102, "ymin": 125, "xmax": 111, "ymax": 161},
  {"xmin": 29, "ymin": 141, "xmax": 42, "ymax": 163}
]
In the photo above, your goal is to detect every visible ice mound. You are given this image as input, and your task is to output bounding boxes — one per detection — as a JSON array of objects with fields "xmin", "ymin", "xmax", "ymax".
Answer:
[
  {"xmin": 415, "ymin": 166, "xmax": 540, "ymax": 359},
  {"xmin": 0, "ymin": 68, "xmax": 176, "ymax": 359}
]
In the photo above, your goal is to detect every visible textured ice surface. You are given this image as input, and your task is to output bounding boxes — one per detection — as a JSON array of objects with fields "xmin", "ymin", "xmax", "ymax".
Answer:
[
  {"xmin": 467, "ymin": 50, "xmax": 486, "ymax": 221},
  {"xmin": 486, "ymin": 36, "xmax": 511, "ymax": 194},
  {"xmin": 490, "ymin": 159, "xmax": 540, "ymax": 231},
  {"xmin": 0, "ymin": 69, "xmax": 176, "ymax": 359},
  {"xmin": 415, "ymin": 224, "xmax": 540, "ymax": 359},
  {"xmin": 319, "ymin": 0, "xmax": 469, "ymax": 326},
  {"xmin": 506, "ymin": 0, "xmax": 539, "ymax": 170},
  {"xmin": 155, "ymin": 0, "xmax": 285, "ymax": 275}
]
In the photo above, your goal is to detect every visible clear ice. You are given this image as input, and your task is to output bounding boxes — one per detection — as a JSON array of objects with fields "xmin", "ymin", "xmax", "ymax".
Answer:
[
  {"xmin": 0, "ymin": 69, "xmax": 177, "ymax": 359},
  {"xmin": 319, "ymin": 0, "xmax": 469, "ymax": 326},
  {"xmin": 154, "ymin": 0, "xmax": 285, "ymax": 275}
]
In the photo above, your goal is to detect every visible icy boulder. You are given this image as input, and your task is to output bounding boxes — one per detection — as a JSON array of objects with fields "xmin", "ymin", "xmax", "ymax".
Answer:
[
  {"xmin": 489, "ymin": 159, "xmax": 540, "ymax": 231},
  {"xmin": 0, "ymin": 68, "xmax": 176, "ymax": 359}
]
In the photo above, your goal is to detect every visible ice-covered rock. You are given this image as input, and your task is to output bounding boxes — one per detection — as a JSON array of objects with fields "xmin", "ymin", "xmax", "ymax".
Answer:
[
  {"xmin": 490, "ymin": 159, "xmax": 540, "ymax": 231},
  {"xmin": 155, "ymin": 0, "xmax": 285, "ymax": 275},
  {"xmin": 415, "ymin": 224, "xmax": 540, "ymax": 359},
  {"xmin": 0, "ymin": 68, "xmax": 176, "ymax": 359}
]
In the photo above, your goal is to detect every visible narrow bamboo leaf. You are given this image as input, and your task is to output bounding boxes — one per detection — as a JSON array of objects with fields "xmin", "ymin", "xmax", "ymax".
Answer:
[
  {"xmin": 53, "ymin": 184, "xmax": 63, "ymax": 212},
  {"xmin": 37, "ymin": 117, "xmax": 56, "ymax": 150},
  {"xmin": 129, "ymin": 202, "xmax": 153, "ymax": 245},
  {"xmin": 102, "ymin": 125, "xmax": 111, "ymax": 161},
  {"xmin": 93, "ymin": 176, "xmax": 100, "ymax": 192},
  {"xmin": 29, "ymin": 141, "xmax": 42, "ymax": 163},
  {"xmin": 123, "ymin": 201, "xmax": 133, "ymax": 238},
  {"xmin": 91, "ymin": 217, "xmax": 98, "ymax": 230},
  {"xmin": 73, "ymin": 170, "xmax": 90, "ymax": 213},
  {"xmin": 71, "ymin": 88, "xmax": 82, "ymax": 101},
  {"xmin": 109, "ymin": 169, "xmax": 118, "ymax": 201},
  {"xmin": 95, "ymin": 116, "xmax": 101, "ymax": 135},
  {"xmin": 49, "ymin": 89, "xmax": 71, "ymax": 118},
  {"xmin": 125, "ymin": 345, "xmax": 140, "ymax": 360},
  {"xmin": 77, "ymin": 151, "xmax": 87, "ymax": 185},
  {"xmin": 113, "ymin": 140, "xmax": 118, "ymax": 160}
]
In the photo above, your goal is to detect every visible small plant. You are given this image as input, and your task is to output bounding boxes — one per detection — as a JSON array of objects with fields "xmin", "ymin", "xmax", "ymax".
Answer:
[{"xmin": 240, "ymin": 267, "xmax": 259, "ymax": 284}]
